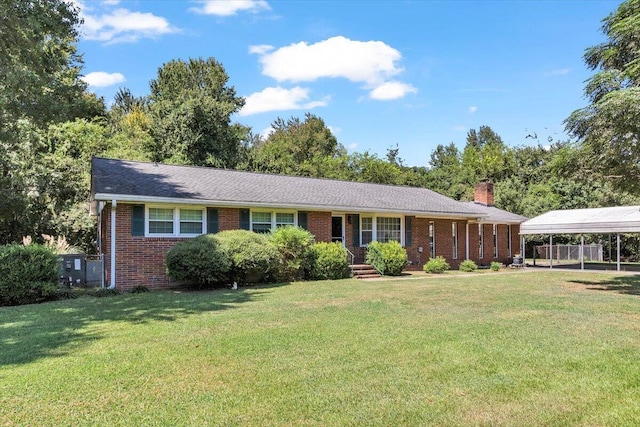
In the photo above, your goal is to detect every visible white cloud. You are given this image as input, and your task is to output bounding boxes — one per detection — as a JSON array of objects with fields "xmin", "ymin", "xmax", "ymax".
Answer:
[
  {"xmin": 369, "ymin": 81, "xmax": 417, "ymax": 100},
  {"xmin": 76, "ymin": 2, "xmax": 178, "ymax": 44},
  {"xmin": 348, "ymin": 143, "xmax": 358, "ymax": 150},
  {"xmin": 81, "ymin": 71, "xmax": 126, "ymax": 87},
  {"xmin": 260, "ymin": 126, "xmax": 275, "ymax": 139},
  {"xmin": 190, "ymin": 0, "xmax": 270, "ymax": 16},
  {"xmin": 253, "ymin": 36, "xmax": 404, "ymax": 86},
  {"xmin": 544, "ymin": 68, "xmax": 570, "ymax": 77},
  {"xmin": 239, "ymin": 86, "xmax": 329, "ymax": 116},
  {"xmin": 468, "ymin": 106, "xmax": 478, "ymax": 114},
  {"xmin": 249, "ymin": 44, "xmax": 274, "ymax": 55},
  {"xmin": 102, "ymin": 0, "xmax": 120, "ymax": 5}
]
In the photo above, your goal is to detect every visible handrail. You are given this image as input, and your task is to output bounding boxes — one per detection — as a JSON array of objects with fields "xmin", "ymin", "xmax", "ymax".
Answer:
[
  {"xmin": 345, "ymin": 246, "xmax": 355, "ymax": 275},
  {"xmin": 366, "ymin": 244, "xmax": 385, "ymax": 276}
]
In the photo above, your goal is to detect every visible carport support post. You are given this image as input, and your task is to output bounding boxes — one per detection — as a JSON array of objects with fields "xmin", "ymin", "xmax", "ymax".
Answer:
[
  {"xmin": 109, "ymin": 199, "xmax": 116, "ymax": 289},
  {"xmin": 549, "ymin": 235, "xmax": 553, "ymax": 269},
  {"xmin": 580, "ymin": 235, "xmax": 584, "ymax": 271},
  {"xmin": 617, "ymin": 233, "xmax": 621, "ymax": 272}
]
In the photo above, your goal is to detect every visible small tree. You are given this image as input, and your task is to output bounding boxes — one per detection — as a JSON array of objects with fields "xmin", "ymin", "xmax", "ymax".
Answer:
[{"xmin": 269, "ymin": 226, "xmax": 315, "ymax": 282}]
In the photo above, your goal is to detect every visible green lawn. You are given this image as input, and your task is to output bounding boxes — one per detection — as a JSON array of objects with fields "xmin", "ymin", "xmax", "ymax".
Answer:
[{"xmin": 2, "ymin": 271, "xmax": 640, "ymax": 426}]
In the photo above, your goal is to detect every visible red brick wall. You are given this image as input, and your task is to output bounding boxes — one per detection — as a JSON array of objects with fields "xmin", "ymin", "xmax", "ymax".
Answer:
[{"xmin": 308, "ymin": 211, "xmax": 332, "ymax": 243}]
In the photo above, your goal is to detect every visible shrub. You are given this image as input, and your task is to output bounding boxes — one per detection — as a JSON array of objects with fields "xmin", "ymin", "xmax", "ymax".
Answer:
[
  {"xmin": 53, "ymin": 288, "xmax": 80, "ymax": 300},
  {"xmin": 0, "ymin": 244, "xmax": 59, "ymax": 306},
  {"xmin": 269, "ymin": 226, "xmax": 315, "ymax": 282},
  {"xmin": 130, "ymin": 285, "xmax": 150, "ymax": 293},
  {"xmin": 214, "ymin": 230, "xmax": 279, "ymax": 284},
  {"xmin": 490, "ymin": 261, "xmax": 501, "ymax": 271},
  {"xmin": 459, "ymin": 259, "xmax": 478, "ymax": 272},
  {"xmin": 423, "ymin": 256, "xmax": 450, "ymax": 274},
  {"xmin": 165, "ymin": 235, "xmax": 231, "ymax": 287},
  {"xmin": 309, "ymin": 242, "xmax": 350, "ymax": 280},
  {"xmin": 365, "ymin": 241, "xmax": 408, "ymax": 276},
  {"xmin": 92, "ymin": 288, "xmax": 121, "ymax": 297}
]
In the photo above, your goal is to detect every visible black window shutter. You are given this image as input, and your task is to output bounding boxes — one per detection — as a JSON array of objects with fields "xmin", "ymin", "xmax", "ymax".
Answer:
[
  {"xmin": 239, "ymin": 209, "xmax": 250, "ymax": 230},
  {"xmin": 351, "ymin": 214, "xmax": 360, "ymax": 246},
  {"xmin": 405, "ymin": 216, "xmax": 413, "ymax": 246},
  {"xmin": 298, "ymin": 211, "xmax": 308, "ymax": 230},
  {"xmin": 131, "ymin": 205, "xmax": 145, "ymax": 236},
  {"xmin": 207, "ymin": 208, "xmax": 219, "ymax": 234}
]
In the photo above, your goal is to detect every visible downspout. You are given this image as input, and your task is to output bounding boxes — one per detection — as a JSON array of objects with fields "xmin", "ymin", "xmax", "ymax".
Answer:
[{"xmin": 110, "ymin": 199, "xmax": 117, "ymax": 289}]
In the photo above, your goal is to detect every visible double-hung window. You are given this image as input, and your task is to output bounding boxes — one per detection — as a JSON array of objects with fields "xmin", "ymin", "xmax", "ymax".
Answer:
[
  {"xmin": 251, "ymin": 211, "xmax": 296, "ymax": 233},
  {"xmin": 452, "ymin": 222, "xmax": 458, "ymax": 259},
  {"xmin": 147, "ymin": 207, "xmax": 205, "ymax": 237},
  {"xmin": 478, "ymin": 223, "xmax": 484, "ymax": 258},
  {"xmin": 493, "ymin": 224, "xmax": 498, "ymax": 258},
  {"xmin": 429, "ymin": 221, "xmax": 435, "ymax": 258},
  {"xmin": 360, "ymin": 216, "xmax": 402, "ymax": 246}
]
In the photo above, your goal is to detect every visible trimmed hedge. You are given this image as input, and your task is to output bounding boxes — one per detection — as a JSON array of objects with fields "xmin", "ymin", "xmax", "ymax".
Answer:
[
  {"xmin": 269, "ymin": 226, "xmax": 315, "ymax": 282},
  {"xmin": 165, "ymin": 235, "xmax": 231, "ymax": 287},
  {"xmin": 423, "ymin": 256, "xmax": 450, "ymax": 274},
  {"xmin": 215, "ymin": 230, "xmax": 279, "ymax": 284},
  {"xmin": 365, "ymin": 241, "xmax": 407, "ymax": 276},
  {"xmin": 0, "ymin": 244, "xmax": 59, "ymax": 306},
  {"xmin": 309, "ymin": 242, "xmax": 350, "ymax": 280}
]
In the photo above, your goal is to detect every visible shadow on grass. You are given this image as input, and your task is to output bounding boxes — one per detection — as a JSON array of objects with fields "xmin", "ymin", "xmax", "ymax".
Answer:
[
  {"xmin": 568, "ymin": 275, "xmax": 640, "ymax": 296},
  {"xmin": 0, "ymin": 282, "xmax": 288, "ymax": 367}
]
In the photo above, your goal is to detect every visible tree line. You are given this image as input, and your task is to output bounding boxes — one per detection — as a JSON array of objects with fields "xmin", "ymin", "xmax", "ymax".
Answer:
[{"xmin": 2, "ymin": 0, "xmax": 640, "ymax": 256}]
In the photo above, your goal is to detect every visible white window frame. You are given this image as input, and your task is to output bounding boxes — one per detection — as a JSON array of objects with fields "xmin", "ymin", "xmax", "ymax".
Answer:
[
  {"xmin": 478, "ymin": 223, "xmax": 484, "ymax": 259},
  {"xmin": 250, "ymin": 210, "xmax": 297, "ymax": 233},
  {"xmin": 452, "ymin": 222, "xmax": 458, "ymax": 259},
  {"xmin": 493, "ymin": 224, "xmax": 498, "ymax": 258},
  {"xmin": 429, "ymin": 221, "xmax": 435, "ymax": 258},
  {"xmin": 360, "ymin": 215, "xmax": 404, "ymax": 247},
  {"xmin": 508, "ymin": 224, "xmax": 512, "ymax": 257},
  {"xmin": 146, "ymin": 205, "xmax": 206, "ymax": 237}
]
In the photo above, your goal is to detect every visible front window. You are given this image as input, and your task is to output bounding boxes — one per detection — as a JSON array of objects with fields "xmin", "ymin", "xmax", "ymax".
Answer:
[
  {"xmin": 149, "ymin": 208, "xmax": 174, "ymax": 234},
  {"xmin": 493, "ymin": 224, "xmax": 498, "ymax": 258},
  {"xmin": 276, "ymin": 212, "xmax": 295, "ymax": 228},
  {"xmin": 429, "ymin": 221, "xmax": 435, "ymax": 258},
  {"xmin": 478, "ymin": 223, "xmax": 484, "ymax": 258},
  {"xmin": 376, "ymin": 217, "xmax": 401, "ymax": 243},
  {"xmin": 452, "ymin": 222, "xmax": 458, "ymax": 259},
  {"xmin": 252, "ymin": 212, "xmax": 272, "ymax": 233},
  {"xmin": 147, "ymin": 206, "xmax": 205, "ymax": 236},
  {"xmin": 361, "ymin": 217, "xmax": 373, "ymax": 245},
  {"xmin": 179, "ymin": 209, "xmax": 203, "ymax": 234},
  {"xmin": 508, "ymin": 225, "xmax": 512, "ymax": 257}
]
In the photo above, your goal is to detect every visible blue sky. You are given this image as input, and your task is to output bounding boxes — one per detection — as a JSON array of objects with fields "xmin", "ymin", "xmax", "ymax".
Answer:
[{"xmin": 75, "ymin": 0, "xmax": 620, "ymax": 167}]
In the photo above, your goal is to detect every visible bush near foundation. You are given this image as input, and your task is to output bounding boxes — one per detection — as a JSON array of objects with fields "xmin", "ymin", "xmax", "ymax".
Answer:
[
  {"xmin": 309, "ymin": 242, "xmax": 350, "ymax": 280},
  {"xmin": 365, "ymin": 241, "xmax": 408, "ymax": 276},
  {"xmin": 423, "ymin": 256, "xmax": 450, "ymax": 274},
  {"xmin": 459, "ymin": 259, "xmax": 478, "ymax": 272},
  {"xmin": 214, "ymin": 230, "xmax": 279, "ymax": 284},
  {"xmin": 165, "ymin": 235, "xmax": 231, "ymax": 287},
  {"xmin": 269, "ymin": 226, "xmax": 315, "ymax": 282},
  {"xmin": 0, "ymin": 244, "xmax": 59, "ymax": 306}
]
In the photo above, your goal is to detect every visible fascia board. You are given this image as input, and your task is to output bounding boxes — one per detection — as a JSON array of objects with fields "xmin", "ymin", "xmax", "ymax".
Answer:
[{"xmin": 93, "ymin": 193, "xmax": 487, "ymax": 220}]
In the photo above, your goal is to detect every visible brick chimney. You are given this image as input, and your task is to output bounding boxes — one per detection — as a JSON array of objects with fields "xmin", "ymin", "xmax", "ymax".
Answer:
[{"xmin": 474, "ymin": 181, "xmax": 494, "ymax": 206}]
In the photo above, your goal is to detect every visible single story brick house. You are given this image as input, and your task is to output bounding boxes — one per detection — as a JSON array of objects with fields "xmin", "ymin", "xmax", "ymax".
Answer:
[{"xmin": 90, "ymin": 157, "xmax": 527, "ymax": 290}]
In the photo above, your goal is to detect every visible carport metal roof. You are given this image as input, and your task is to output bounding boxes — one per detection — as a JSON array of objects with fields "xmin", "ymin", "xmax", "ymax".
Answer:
[{"xmin": 520, "ymin": 206, "xmax": 640, "ymax": 235}]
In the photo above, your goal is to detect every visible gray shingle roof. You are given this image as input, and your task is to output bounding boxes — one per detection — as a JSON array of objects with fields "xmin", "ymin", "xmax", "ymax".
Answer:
[
  {"xmin": 92, "ymin": 157, "xmax": 504, "ymax": 218},
  {"xmin": 466, "ymin": 203, "xmax": 528, "ymax": 224}
]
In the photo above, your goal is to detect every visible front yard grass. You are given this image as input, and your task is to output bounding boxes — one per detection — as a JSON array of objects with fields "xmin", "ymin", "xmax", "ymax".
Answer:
[{"xmin": 2, "ymin": 270, "xmax": 640, "ymax": 426}]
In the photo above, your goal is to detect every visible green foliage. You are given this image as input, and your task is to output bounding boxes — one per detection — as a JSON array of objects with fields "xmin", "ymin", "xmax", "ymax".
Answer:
[
  {"xmin": 92, "ymin": 288, "xmax": 121, "ymax": 297},
  {"xmin": 490, "ymin": 261, "xmax": 501, "ymax": 271},
  {"xmin": 365, "ymin": 241, "xmax": 408, "ymax": 276},
  {"xmin": 564, "ymin": 0, "xmax": 640, "ymax": 194},
  {"xmin": 53, "ymin": 288, "xmax": 80, "ymax": 300},
  {"xmin": 269, "ymin": 226, "xmax": 315, "ymax": 282},
  {"xmin": 0, "ymin": 244, "xmax": 59, "ymax": 306},
  {"xmin": 165, "ymin": 235, "xmax": 231, "ymax": 287},
  {"xmin": 149, "ymin": 57, "xmax": 246, "ymax": 167},
  {"xmin": 130, "ymin": 285, "xmax": 150, "ymax": 293},
  {"xmin": 459, "ymin": 259, "xmax": 478, "ymax": 272},
  {"xmin": 214, "ymin": 230, "xmax": 279, "ymax": 284},
  {"xmin": 309, "ymin": 242, "xmax": 350, "ymax": 280},
  {"xmin": 423, "ymin": 256, "xmax": 450, "ymax": 274}
]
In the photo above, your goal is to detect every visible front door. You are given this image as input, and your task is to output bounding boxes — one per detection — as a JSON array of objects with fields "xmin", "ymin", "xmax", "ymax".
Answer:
[{"xmin": 331, "ymin": 216, "xmax": 344, "ymax": 244}]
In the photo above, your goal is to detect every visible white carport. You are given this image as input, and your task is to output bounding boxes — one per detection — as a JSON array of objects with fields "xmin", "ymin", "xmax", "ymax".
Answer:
[{"xmin": 520, "ymin": 206, "xmax": 640, "ymax": 271}]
